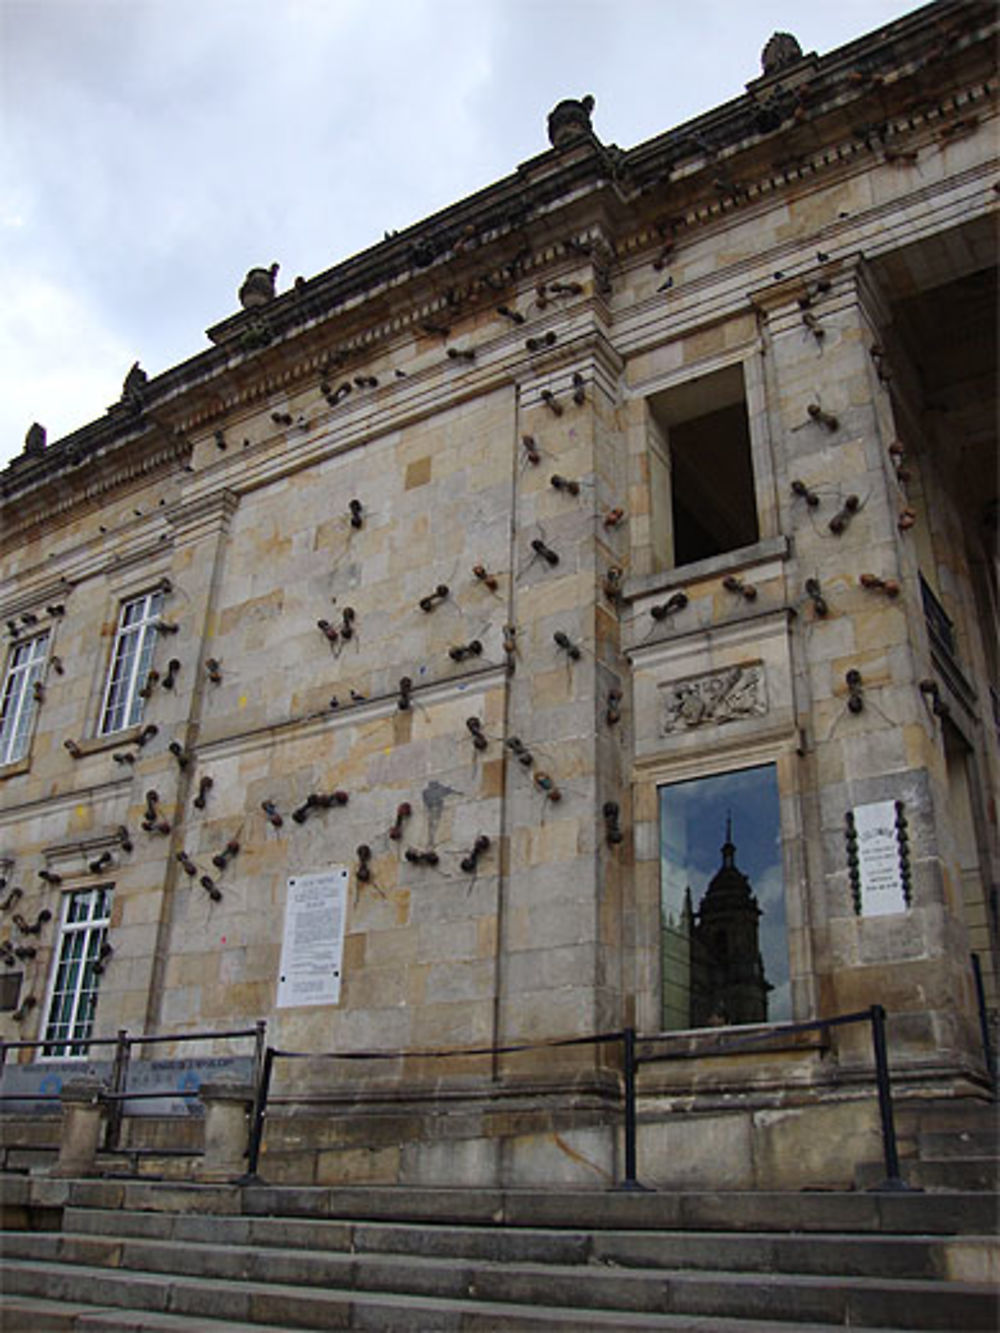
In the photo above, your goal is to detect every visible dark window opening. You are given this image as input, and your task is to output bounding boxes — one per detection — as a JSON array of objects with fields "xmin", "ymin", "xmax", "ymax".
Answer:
[
  {"xmin": 0, "ymin": 971, "xmax": 22, "ymax": 1012},
  {"xmin": 650, "ymin": 365, "xmax": 759, "ymax": 570},
  {"xmin": 670, "ymin": 401, "xmax": 758, "ymax": 565}
]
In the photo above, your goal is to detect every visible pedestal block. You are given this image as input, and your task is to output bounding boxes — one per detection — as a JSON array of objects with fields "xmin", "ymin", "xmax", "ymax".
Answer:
[
  {"xmin": 50, "ymin": 1080, "xmax": 107, "ymax": 1178},
  {"xmin": 198, "ymin": 1081, "xmax": 254, "ymax": 1181}
]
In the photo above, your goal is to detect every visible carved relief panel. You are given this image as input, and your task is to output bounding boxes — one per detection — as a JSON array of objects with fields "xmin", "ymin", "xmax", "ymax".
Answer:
[{"xmin": 660, "ymin": 663, "xmax": 767, "ymax": 734}]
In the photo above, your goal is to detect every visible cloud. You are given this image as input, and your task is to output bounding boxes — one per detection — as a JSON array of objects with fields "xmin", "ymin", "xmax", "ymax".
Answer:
[
  {"xmin": 0, "ymin": 0, "xmax": 914, "ymax": 468},
  {"xmin": 0, "ymin": 270, "xmax": 133, "ymax": 453},
  {"xmin": 755, "ymin": 863, "xmax": 786, "ymax": 911},
  {"xmin": 767, "ymin": 979, "xmax": 791, "ymax": 1022}
]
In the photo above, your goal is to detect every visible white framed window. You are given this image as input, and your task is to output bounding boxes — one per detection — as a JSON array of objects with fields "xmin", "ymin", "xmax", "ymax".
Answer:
[
  {"xmin": 41, "ymin": 886, "xmax": 112, "ymax": 1058},
  {"xmin": 0, "ymin": 633, "xmax": 49, "ymax": 765},
  {"xmin": 98, "ymin": 590, "xmax": 164, "ymax": 735}
]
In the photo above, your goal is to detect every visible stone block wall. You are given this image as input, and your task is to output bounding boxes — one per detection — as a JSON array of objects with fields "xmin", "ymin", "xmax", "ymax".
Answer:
[{"xmin": 0, "ymin": 3, "xmax": 996, "ymax": 1184}]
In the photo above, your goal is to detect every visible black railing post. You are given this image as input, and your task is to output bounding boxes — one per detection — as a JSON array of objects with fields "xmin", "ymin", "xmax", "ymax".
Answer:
[
  {"xmin": 970, "ymin": 953, "xmax": 996, "ymax": 1096},
  {"xmin": 868, "ymin": 1004, "xmax": 914, "ymax": 1191},
  {"xmin": 241, "ymin": 1045, "xmax": 274, "ymax": 1183},
  {"xmin": 104, "ymin": 1028, "xmax": 130, "ymax": 1152},
  {"xmin": 0, "ymin": 1039, "xmax": 5, "ymax": 1163},
  {"xmin": 252, "ymin": 1019, "xmax": 267, "ymax": 1090},
  {"xmin": 613, "ymin": 1027, "xmax": 650, "ymax": 1191}
]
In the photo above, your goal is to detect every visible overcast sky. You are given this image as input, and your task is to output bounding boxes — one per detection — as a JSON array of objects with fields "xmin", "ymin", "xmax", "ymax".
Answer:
[{"xmin": 0, "ymin": 0, "xmax": 915, "ymax": 472}]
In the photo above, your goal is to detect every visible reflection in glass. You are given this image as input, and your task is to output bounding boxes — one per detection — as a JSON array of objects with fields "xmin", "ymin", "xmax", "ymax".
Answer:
[{"xmin": 660, "ymin": 765, "xmax": 789, "ymax": 1030}]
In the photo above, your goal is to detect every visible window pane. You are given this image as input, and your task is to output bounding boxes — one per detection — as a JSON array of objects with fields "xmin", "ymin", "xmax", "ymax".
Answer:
[
  {"xmin": 99, "ymin": 590, "xmax": 164, "ymax": 735},
  {"xmin": 102, "ymin": 630, "xmax": 140, "ymax": 733},
  {"xmin": 660, "ymin": 766, "xmax": 789, "ymax": 1031},
  {"xmin": 67, "ymin": 895, "xmax": 90, "ymax": 924},
  {"xmin": 127, "ymin": 624, "xmax": 159, "ymax": 728},
  {"xmin": 42, "ymin": 888, "xmax": 113, "ymax": 1058},
  {"xmin": 48, "ymin": 984, "xmax": 73, "ymax": 1029},
  {"xmin": 0, "ymin": 633, "xmax": 49, "ymax": 765}
]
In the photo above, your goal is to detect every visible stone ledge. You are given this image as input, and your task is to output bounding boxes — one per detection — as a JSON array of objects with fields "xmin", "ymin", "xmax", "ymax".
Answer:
[{"xmin": 623, "ymin": 537, "xmax": 790, "ymax": 603}]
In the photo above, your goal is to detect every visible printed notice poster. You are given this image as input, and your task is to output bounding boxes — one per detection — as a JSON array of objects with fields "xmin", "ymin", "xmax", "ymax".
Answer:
[
  {"xmin": 276, "ymin": 869, "xmax": 348, "ymax": 1008},
  {"xmin": 854, "ymin": 800, "xmax": 908, "ymax": 917}
]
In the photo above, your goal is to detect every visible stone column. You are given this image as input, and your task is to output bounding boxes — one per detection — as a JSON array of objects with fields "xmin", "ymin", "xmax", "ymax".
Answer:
[
  {"xmin": 50, "ymin": 1080, "xmax": 107, "ymax": 1178},
  {"xmin": 198, "ymin": 1081, "xmax": 254, "ymax": 1181},
  {"xmin": 101, "ymin": 489, "xmax": 240, "ymax": 1041},
  {"xmin": 757, "ymin": 259, "xmax": 979, "ymax": 1077}
]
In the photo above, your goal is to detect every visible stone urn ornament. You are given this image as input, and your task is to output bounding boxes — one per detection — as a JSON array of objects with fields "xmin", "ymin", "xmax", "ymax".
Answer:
[
  {"xmin": 23, "ymin": 422, "xmax": 46, "ymax": 457},
  {"xmin": 547, "ymin": 95, "xmax": 596, "ymax": 148},
  {"xmin": 239, "ymin": 263, "xmax": 280, "ymax": 309},
  {"xmin": 760, "ymin": 32, "xmax": 803, "ymax": 76}
]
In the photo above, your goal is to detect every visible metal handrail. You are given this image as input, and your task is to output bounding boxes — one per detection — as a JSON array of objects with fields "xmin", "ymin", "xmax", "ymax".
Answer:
[
  {"xmin": 636, "ymin": 1007, "xmax": 871, "ymax": 1062},
  {"xmin": 625, "ymin": 1005, "xmax": 910, "ymax": 1191},
  {"xmin": 242, "ymin": 1006, "xmax": 911, "ymax": 1192},
  {"xmin": 0, "ymin": 1021, "xmax": 266, "ymax": 1150},
  {"xmin": 242, "ymin": 1029, "xmax": 621, "ymax": 1183},
  {"xmin": 0, "ymin": 1024, "xmax": 263, "ymax": 1056},
  {"xmin": 970, "ymin": 952, "xmax": 997, "ymax": 1096}
]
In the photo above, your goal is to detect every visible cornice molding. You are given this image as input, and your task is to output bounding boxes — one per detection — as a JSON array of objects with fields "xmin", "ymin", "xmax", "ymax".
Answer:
[
  {"xmin": 616, "ymin": 75, "xmax": 997, "ymax": 271},
  {"xmin": 0, "ymin": 425, "xmax": 189, "ymax": 550},
  {"xmin": 0, "ymin": 776, "xmax": 131, "ymax": 829},
  {"xmin": 196, "ymin": 662, "xmax": 506, "ymax": 762},
  {"xmin": 165, "ymin": 488, "xmax": 240, "ymax": 544},
  {"xmin": 1, "ymin": 2, "xmax": 994, "ymax": 520},
  {"xmin": 172, "ymin": 223, "xmax": 613, "ymax": 436},
  {"xmin": 0, "ymin": 578, "xmax": 79, "ymax": 622}
]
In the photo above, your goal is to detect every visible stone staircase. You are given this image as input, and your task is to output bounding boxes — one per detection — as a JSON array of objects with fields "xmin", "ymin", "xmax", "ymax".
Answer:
[
  {"xmin": 854, "ymin": 1097, "xmax": 999, "ymax": 1192},
  {"xmin": 1, "ymin": 1175, "xmax": 997, "ymax": 1332}
]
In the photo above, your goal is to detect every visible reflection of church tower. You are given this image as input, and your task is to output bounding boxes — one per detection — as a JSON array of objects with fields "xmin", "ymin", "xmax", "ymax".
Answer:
[{"xmin": 690, "ymin": 819, "xmax": 771, "ymax": 1027}]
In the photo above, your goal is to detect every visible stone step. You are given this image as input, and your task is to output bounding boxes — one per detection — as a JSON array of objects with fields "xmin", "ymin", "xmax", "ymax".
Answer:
[
  {"xmin": 855, "ymin": 1158, "xmax": 1000, "ymax": 1193},
  {"xmin": 897, "ymin": 1101, "xmax": 998, "ymax": 1135},
  {"xmin": 8, "ymin": 1177, "xmax": 999, "ymax": 1236},
  {"xmin": 0, "ymin": 1146, "xmax": 58, "ymax": 1172},
  {"xmin": 58, "ymin": 1207, "xmax": 1000, "ymax": 1282},
  {"xmin": 239, "ymin": 1183, "xmax": 1000, "ymax": 1235},
  {"xmin": 0, "ymin": 1290, "xmax": 913, "ymax": 1333},
  {"xmin": 95, "ymin": 1150, "xmax": 202, "ymax": 1182},
  {"xmin": 917, "ymin": 1130, "xmax": 998, "ymax": 1158},
  {"xmin": 2, "ymin": 1237, "xmax": 997, "ymax": 1328},
  {"xmin": 0, "ymin": 1297, "xmax": 297, "ymax": 1333},
  {"xmin": 909, "ymin": 1159, "xmax": 1000, "ymax": 1191}
]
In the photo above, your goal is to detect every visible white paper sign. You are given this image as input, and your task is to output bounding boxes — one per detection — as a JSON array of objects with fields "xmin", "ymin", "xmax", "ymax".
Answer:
[
  {"xmin": 276, "ymin": 869, "xmax": 348, "ymax": 1008},
  {"xmin": 854, "ymin": 801, "xmax": 908, "ymax": 917}
]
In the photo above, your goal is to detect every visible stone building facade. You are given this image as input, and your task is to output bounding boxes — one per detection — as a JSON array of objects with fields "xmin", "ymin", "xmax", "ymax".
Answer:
[{"xmin": 0, "ymin": 0, "xmax": 996, "ymax": 1189}]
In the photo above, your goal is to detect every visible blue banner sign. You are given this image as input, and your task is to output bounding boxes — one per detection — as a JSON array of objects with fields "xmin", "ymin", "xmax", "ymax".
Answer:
[{"xmin": 0, "ymin": 1055, "xmax": 253, "ymax": 1116}]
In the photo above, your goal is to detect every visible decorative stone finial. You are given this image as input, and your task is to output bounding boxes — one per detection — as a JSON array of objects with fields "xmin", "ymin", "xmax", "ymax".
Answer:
[
  {"xmin": 23, "ymin": 423, "xmax": 46, "ymax": 456},
  {"xmin": 761, "ymin": 32, "xmax": 803, "ymax": 76},
  {"xmin": 547, "ymin": 95, "xmax": 596, "ymax": 149},
  {"xmin": 239, "ymin": 263, "xmax": 280, "ymax": 309}
]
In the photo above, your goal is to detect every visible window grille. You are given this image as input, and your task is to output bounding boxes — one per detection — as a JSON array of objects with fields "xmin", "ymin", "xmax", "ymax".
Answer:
[
  {"xmin": 41, "ymin": 886, "xmax": 112, "ymax": 1058},
  {"xmin": 0, "ymin": 633, "xmax": 49, "ymax": 765},
  {"xmin": 98, "ymin": 590, "xmax": 164, "ymax": 735},
  {"xmin": 920, "ymin": 574, "xmax": 957, "ymax": 659},
  {"xmin": 0, "ymin": 971, "xmax": 22, "ymax": 1011}
]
